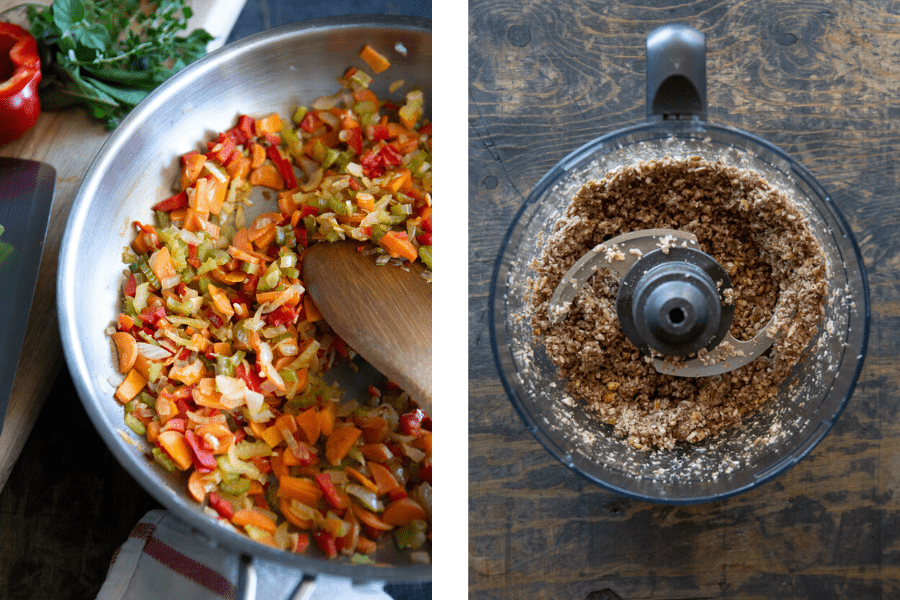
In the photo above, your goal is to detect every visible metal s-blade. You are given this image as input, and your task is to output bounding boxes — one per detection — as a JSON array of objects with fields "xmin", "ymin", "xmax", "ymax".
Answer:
[{"xmin": 0, "ymin": 158, "xmax": 56, "ymax": 435}]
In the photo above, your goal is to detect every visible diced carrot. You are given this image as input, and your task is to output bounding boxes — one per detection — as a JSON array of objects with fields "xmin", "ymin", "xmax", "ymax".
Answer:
[
  {"xmin": 325, "ymin": 425, "xmax": 362, "ymax": 465},
  {"xmin": 157, "ymin": 430, "xmax": 193, "ymax": 471},
  {"xmin": 384, "ymin": 168, "xmax": 411, "ymax": 193},
  {"xmin": 295, "ymin": 406, "xmax": 320, "ymax": 446},
  {"xmin": 303, "ymin": 294, "xmax": 322, "ymax": 322},
  {"xmin": 352, "ymin": 88, "xmax": 379, "ymax": 105},
  {"xmin": 381, "ymin": 497, "xmax": 427, "ymax": 526},
  {"xmin": 319, "ymin": 401, "xmax": 338, "ymax": 437},
  {"xmin": 188, "ymin": 470, "xmax": 210, "ymax": 503},
  {"xmin": 412, "ymin": 432, "xmax": 432, "ymax": 454},
  {"xmin": 226, "ymin": 155, "xmax": 252, "ymax": 181},
  {"xmin": 168, "ymin": 358, "xmax": 207, "ymax": 386},
  {"xmin": 117, "ymin": 313, "xmax": 136, "ymax": 331},
  {"xmin": 250, "ymin": 143, "xmax": 266, "ymax": 168},
  {"xmin": 208, "ymin": 284, "xmax": 235, "ymax": 318},
  {"xmin": 277, "ymin": 475, "xmax": 322, "ymax": 507},
  {"xmin": 270, "ymin": 453, "xmax": 288, "ymax": 480},
  {"xmin": 131, "ymin": 229, "xmax": 155, "ymax": 255},
  {"xmin": 345, "ymin": 466, "xmax": 379, "ymax": 494},
  {"xmin": 355, "ymin": 192, "xmax": 375, "ymax": 212},
  {"xmin": 232, "ymin": 509, "xmax": 277, "ymax": 534},
  {"xmin": 111, "ymin": 332, "xmax": 137, "ymax": 373},
  {"xmin": 355, "ymin": 536, "xmax": 377, "ymax": 554},
  {"xmin": 115, "ymin": 368, "xmax": 147, "ymax": 404},
  {"xmin": 359, "ymin": 44, "xmax": 391, "ymax": 74},
  {"xmin": 379, "ymin": 230, "xmax": 418, "ymax": 263},
  {"xmin": 249, "ymin": 164, "xmax": 285, "ymax": 189},
  {"xmin": 359, "ymin": 443, "xmax": 394, "ymax": 462},
  {"xmin": 180, "ymin": 152, "xmax": 206, "ymax": 190},
  {"xmin": 207, "ymin": 175, "xmax": 228, "ymax": 215},
  {"xmin": 279, "ymin": 497, "xmax": 313, "ymax": 530},
  {"xmin": 368, "ymin": 461, "xmax": 401, "ymax": 496},
  {"xmin": 351, "ymin": 504, "xmax": 393, "ymax": 531},
  {"xmin": 155, "ymin": 394, "xmax": 178, "ymax": 425},
  {"xmin": 255, "ymin": 113, "xmax": 282, "ymax": 136},
  {"xmin": 149, "ymin": 246, "xmax": 177, "ymax": 287},
  {"xmin": 146, "ymin": 420, "xmax": 161, "ymax": 444}
]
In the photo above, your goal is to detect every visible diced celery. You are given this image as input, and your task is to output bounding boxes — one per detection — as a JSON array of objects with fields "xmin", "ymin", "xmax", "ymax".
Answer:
[
  {"xmin": 152, "ymin": 447, "xmax": 179, "ymax": 472},
  {"xmin": 124, "ymin": 412, "xmax": 147, "ymax": 436},
  {"xmin": 155, "ymin": 210, "xmax": 171, "ymax": 229},
  {"xmin": 418, "ymin": 245, "xmax": 432, "ymax": 270},
  {"xmin": 292, "ymin": 106, "xmax": 307, "ymax": 125},
  {"xmin": 219, "ymin": 477, "xmax": 251, "ymax": 496}
]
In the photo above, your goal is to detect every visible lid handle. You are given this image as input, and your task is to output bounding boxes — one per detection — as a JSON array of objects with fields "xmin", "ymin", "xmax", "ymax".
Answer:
[{"xmin": 646, "ymin": 25, "xmax": 707, "ymax": 120}]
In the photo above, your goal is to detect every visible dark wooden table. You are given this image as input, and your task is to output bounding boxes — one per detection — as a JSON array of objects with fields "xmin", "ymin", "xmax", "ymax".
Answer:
[
  {"xmin": 469, "ymin": 1, "xmax": 900, "ymax": 598},
  {"xmin": 0, "ymin": 2, "xmax": 431, "ymax": 600}
]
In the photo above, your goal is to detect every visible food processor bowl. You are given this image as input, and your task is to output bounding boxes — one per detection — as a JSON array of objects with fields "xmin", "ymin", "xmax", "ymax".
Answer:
[{"xmin": 489, "ymin": 25, "xmax": 869, "ymax": 504}]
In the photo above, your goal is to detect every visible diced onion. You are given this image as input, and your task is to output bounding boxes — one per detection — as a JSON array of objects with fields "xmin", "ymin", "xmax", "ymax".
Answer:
[{"xmin": 137, "ymin": 342, "xmax": 172, "ymax": 360}]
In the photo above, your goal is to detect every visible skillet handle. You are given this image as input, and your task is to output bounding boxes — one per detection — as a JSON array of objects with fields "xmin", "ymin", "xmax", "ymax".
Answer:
[
  {"xmin": 236, "ymin": 554, "xmax": 258, "ymax": 600},
  {"xmin": 645, "ymin": 24, "xmax": 707, "ymax": 120},
  {"xmin": 234, "ymin": 554, "xmax": 317, "ymax": 600}
]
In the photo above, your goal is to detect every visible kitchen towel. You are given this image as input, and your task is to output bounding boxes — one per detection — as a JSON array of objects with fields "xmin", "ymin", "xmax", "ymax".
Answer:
[{"xmin": 96, "ymin": 510, "xmax": 393, "ymax": 600}]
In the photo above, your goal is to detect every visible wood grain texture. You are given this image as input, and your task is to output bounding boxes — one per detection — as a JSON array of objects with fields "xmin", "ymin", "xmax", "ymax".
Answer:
[
  {"xmin": 469, "ymin": 1, "xmax": 900, "ymax": 598},
  {"xmin": 304, "ymin": 241, "xmax": 433, "ymax": 415}
]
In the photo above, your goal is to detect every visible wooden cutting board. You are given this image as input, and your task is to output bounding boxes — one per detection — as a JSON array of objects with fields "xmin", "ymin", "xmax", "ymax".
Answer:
[{"xmin": 0, "ymin": 0, "xmax": 247, "ymax": 492}]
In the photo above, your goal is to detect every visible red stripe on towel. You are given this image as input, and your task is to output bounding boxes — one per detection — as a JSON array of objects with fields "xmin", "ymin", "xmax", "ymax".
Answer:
[{"xmin": 143, "ymin": 536, "xmax": 235, "ymax": 598}]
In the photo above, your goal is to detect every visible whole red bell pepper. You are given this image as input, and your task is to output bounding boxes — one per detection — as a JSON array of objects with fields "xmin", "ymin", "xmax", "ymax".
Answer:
[{"xmin": 0, "ymin": 23, "xmax": 41, "ymax": 146}]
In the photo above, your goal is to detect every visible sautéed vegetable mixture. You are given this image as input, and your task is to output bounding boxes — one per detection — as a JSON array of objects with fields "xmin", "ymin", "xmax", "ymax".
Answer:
[{"xmin": 108, "ymin": 52, "xmax": 432, "ymax": 563}]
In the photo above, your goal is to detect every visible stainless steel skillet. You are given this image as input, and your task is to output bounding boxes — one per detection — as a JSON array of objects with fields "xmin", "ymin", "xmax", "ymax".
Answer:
[{"xmin": 57, "ymin": 16, "xmax": 431, "ymax": 592}]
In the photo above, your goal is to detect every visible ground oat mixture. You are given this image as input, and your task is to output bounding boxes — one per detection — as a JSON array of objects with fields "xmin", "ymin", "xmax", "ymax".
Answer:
[{"xmin": 528, "ymin": 156, "xmax": 827, "ymax": 450}]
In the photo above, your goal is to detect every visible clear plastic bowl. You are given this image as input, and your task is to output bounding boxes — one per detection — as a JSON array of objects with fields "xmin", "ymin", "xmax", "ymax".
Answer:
[{"xmin": 490, "ymin": 119, "xmax": 870, "ymax": 504}]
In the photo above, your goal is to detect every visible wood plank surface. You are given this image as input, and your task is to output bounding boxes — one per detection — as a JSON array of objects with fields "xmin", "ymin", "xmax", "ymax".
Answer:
[{"xmin": 468, "ymin": 1, "xmax": 900, "ymax": 598}]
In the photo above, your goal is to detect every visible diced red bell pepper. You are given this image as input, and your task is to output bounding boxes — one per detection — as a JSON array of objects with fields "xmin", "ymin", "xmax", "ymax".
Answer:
[
  {"xmin": 140, "ymin": 305, "xmax": 167, "ymax": 326},
  {"xmin": 416, "ymin": 232, "xmax": 432, "ymax": 246},
  {"xmin": 152, "ymin": 191, "xmax": 189, "ymax": 212},
  {"xmin": 344, "ymin": 126, "xmax": 363, "ymax": 155},
  {"xmin": 313, "ymin": 530, "xmax": 338, "ymax": 559},
  {"xmin": 124, "ymin": 273, "xmax": 137, "ymax": 297},
  {"xmin": 235, "ymin": 363, "xmax": 263, "ymax": 393},
  {"xmin": 243, "ymin": 274, "xmax": 260, "ymax": 296},
  {"xmin": 421, "ymin": 214, "xmax": 432, "ymax": 233},
  {"xmin": 300, "ymin": 111, "xmax": 324, "ymax": 134},
  {"xmin": 418, "ymin": 123, "xmax": 432, "ymax": 136},
  {"xmin": 379, "ymin": 144, "xmax": 403, "ymax": 166},
  {"xmin": 236, "ymin": 115, "xmax": 256, "ymax": 143},
  {"xmin": 294, "ymin": 227, "xmax": 308, "ymax": 248},
  {"xmin": 184, "ymin": 429, "xmax": 218, "ymax": 472},
  {"xmin": 348, "ymin": 177, "xmax": 362, "ymax": 191},
  {"xmin": 293, "ymin": 533, "xmax": 310, "ymax": 553},
  {"xmin": 263, "ymin": 132, "xmax": 281, "ymax": 147},
  {"xmin": 266, "ymin": 145, "xmax": 297, "ymax": 188},
  {"xmin": 208, "ymin": 491, "xmax": 235, "ymax": 519},
  {"xmin": 418, "ymin": 457, "xmax": 432, "ymax": 484},
  {"xmin": 399, "ymin": 409, "xmax": 426, "ymax": 437},
  {"xmin": 388, "ymin": 487, "xmax": 409, "ymax": 501},
  {"xmin": 331, "ymin": 336, "xmax": 349, "ymax": 358},
  {"xmin": 299, "ymin": 205, "xmax": 319, "ymax": 219},
  {"xmin": 315, "ymin": 473, "xmax": 343, "ymax": 510},
  {"xmin": 360, "ymin": 149, "xmax": 384, "ymax": 178},
  {"xmin": 266, "ymin": 305, "xmax": 297, "ymax": 327},
  {"xmin": 369, "ymin": 123, "xmax": 390, "ymax": 142}
]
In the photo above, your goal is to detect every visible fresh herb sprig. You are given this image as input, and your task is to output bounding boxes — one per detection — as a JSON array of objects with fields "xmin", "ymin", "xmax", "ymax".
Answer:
[
  {"xmin": 12, "ymin": 0, "xmax": 212, "ymax": 129},
  {"xmin": 0, "ymin": 225, "xmax": 11, "ymax": 267}
]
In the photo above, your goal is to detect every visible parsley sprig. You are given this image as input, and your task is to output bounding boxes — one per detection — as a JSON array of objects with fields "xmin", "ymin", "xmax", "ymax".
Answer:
[{"xmin": 11, "ymin": 0, "xmax": 212, "ymax": 128}]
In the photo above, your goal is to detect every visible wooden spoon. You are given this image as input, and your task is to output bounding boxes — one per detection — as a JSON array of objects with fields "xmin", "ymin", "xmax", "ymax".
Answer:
[{"xmin": 302, "ymin": 241, "xmax": 432, "ymax": 416}]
